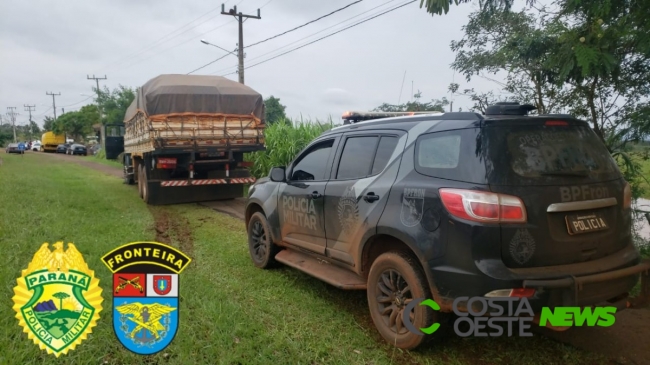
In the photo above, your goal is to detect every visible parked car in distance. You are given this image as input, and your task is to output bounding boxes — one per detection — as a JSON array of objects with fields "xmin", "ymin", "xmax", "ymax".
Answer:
[
  {"xmin": 67, "ymin": 143, "xmax": 87, "ymax": 155},
  {"xmin": 5, "ymin": 143, "xmax": 21, "ymax": 154},
  {"xmin": 32, "ymin": 142, "xmax": 42, "ymax": 151},
  {"xmin": 56, "ymin": 143, "xmax": 70, "ymax": 153}
]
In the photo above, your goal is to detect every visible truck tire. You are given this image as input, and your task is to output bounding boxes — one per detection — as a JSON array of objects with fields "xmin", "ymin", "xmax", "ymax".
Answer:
[
  {"xmin": 367, "ymin": 251, "xmax": 441, "ymax": 350},
  {"xmin": 247, "ymin": 212, "xmax": 279, "ymax": 269},
  {"xmin": 141, "ymin": 165, "xmax": 150, "ymax": 203},
  {"xmin": 138, "ymin": 165, "xmax": 144, "ymax": 198}
]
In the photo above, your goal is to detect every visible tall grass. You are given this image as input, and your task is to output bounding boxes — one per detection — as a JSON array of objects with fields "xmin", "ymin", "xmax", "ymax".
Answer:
[{"xmin": 247, "ymin": 118, "xmax": 333, "ymax": 178}]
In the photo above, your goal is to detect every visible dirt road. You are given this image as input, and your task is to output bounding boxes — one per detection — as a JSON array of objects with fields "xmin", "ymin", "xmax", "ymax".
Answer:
[{"xmin": 36, "ymin": 151, "xmax": 650, "ymax": 364}]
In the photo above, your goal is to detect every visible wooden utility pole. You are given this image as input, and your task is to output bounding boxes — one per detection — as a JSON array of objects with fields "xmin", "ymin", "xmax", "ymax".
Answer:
[
  {"xmin": 7, "ymin": 107, "xmax": 18, "ymax": 142},
  {"xmin": 87, "ymin": 75, "xmax": 107, "ymax": 123},
  {"xmin": 24, "ymin": 105, "xmax": 36, "ymax": 141},
  {"xmin": 46, "ymin": 92, "xmax": 61, "ymax": 120},
  {"xmin": 220, "ymin": 4, "xmax": 261, "ymax": 84}
]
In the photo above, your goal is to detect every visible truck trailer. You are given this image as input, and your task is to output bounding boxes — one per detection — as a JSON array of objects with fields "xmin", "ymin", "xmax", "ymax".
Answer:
[
  {"xmin": 41, "ymin": 132, "xmax": 66, "ymax": 152},
  {"xmin": 122, "ymin": 74, "xmax": 266, "ymax": 205}
]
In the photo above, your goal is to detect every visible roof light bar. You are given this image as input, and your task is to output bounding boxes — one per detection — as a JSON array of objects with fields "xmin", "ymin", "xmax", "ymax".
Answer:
[{"xmin": 342, "ymin": 111, "xmax": 443, "ymax": 124}]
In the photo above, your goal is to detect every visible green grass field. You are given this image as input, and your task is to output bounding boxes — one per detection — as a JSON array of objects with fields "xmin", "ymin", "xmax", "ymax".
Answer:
[
  {"xmin": 0, "ymin": 153, "xmax": 609, "ymax": 365},
  {"xmin": 82, "ymin": 155, "xmax": 122, "ymax": 168}
]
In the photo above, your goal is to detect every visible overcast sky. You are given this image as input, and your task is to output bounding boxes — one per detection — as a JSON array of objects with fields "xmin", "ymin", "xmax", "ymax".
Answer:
[{"xmin": 0, "ymin": 0, "xmax": 513, "ymax": 127}]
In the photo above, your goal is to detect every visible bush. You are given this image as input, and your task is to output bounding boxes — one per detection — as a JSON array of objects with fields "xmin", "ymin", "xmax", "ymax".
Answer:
[{"xmin": 246, "ymin": 118, "xmax": 333, "ymax": 178}]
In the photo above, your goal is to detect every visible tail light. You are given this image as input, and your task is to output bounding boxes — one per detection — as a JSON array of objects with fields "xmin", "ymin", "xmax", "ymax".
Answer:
[
  {"xmin": 156, "ymin": 158, "xmax": 177, "ymax": 169},
  {"xmin": 439, "ymin": 188, "xmax": 527, "ymax": 223},
  {"xmin": 545, "ymin": 120, "xmax": 568, "ymax": 126},
  {"xmin": 485, "ymin": 288, "xmax": 536, "ymax": 298},
  {"xmin": 623, "ymin": 182, "xmax": 631, "ymax": 210}
]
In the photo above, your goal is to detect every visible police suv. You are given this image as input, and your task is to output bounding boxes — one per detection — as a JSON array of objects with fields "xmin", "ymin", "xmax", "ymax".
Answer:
[{"xmin": 245, "ymin": 102, "xmax": 649, "ymax": 349}]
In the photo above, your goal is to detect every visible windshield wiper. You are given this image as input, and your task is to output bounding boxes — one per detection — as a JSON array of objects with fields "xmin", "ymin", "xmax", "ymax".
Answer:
[{"xmin": 540, "ymin": 171, "xmax": 589, "ymax": 177}]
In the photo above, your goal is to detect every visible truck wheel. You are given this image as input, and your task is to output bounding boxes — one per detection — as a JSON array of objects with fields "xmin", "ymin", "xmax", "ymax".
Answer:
[
  {"xmin": 367, "ymin": 251, "xmax": 439, "ymax": 350},
  {"xmin": 138, "ymin": 165, "xmax": 144, "ymax": 198},
  {"xmin": 141, "ymin": 166, "xmax": 150, "ymax": 203},
  {"xmin": 247, "ymin": 212, "xmax": 278, "ymax": 269}
]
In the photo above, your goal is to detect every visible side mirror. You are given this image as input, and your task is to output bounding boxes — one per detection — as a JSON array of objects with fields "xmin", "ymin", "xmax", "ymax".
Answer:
[{"xmin": 269, "ymin": 166, "xmax": 286, "ymax": 182}]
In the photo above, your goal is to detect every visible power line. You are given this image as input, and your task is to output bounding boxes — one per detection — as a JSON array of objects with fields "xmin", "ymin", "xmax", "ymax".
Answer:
[
  {"xmin": 242, "ymin": 1, "xmax": 415, "ymax": 71},
  {"xmin": 99, "ymin": 1, "xmax": 238, "ymax": 71},
  {"xmin": 219, "ymin": 0, "xmax": 414, "ymax": 75},
  {"xmin": 60, "ymin": 95, "xmax": 94, "ymax": 108},
  {"xmin": 187, "ymin": 53, "xmax": 231, "ymax": 74},
  {"xmin": 245, "ymin": 0, "xmax": 364, "ymax": 48},
  {"xmin": 211, "ymin": 0, "xmax": 401, "ymax": 75}
]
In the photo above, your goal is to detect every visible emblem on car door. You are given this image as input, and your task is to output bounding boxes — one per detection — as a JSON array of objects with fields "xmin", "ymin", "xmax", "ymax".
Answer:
[
  {"xmin": 338, "ymin": 186, "xmax": 359, "ymax": 234},
  {"xmin": 401, "ymin": 188, "xmax": 425, "ymax": 227}
]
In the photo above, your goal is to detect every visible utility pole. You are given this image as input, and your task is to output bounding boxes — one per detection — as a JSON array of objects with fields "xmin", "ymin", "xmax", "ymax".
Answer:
[
  {"xmin": 87, "ymin": 75, "xmax": 107, "ymax": 124},
  {"xmin": 7, "ymin": 107, "xmax": 18, "ymax": 142},
  {"xmin": 24, "ymin": 105, "xmax": 36, "ymax": 141},
  {"xmin": 46, "ymin": 92, "xmax": 61, "ymax": 120},
  {"xmin": 221, "ymin": 4, "xmax": 261, "ymax": 84}
]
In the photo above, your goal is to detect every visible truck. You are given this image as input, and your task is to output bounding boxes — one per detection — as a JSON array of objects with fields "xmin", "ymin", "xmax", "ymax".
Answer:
[
  {"xmin": 122, "ymin": 74, "xmax": 266, "ymax": 205},
  {"xmin": 41, "ymin": 132, "xmax": 66, "ymax": 152}
]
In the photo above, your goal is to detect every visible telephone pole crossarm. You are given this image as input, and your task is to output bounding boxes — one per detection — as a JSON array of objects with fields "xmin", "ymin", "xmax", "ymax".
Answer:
[{"xmin": 46, "ymin": 92, "xmax": 61, "ymax": 120}]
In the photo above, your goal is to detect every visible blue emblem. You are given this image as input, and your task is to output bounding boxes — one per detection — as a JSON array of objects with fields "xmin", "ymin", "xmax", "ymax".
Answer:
[{"xmin": 113, "ymin": 297, "xmax": 179, "ymax": 355}]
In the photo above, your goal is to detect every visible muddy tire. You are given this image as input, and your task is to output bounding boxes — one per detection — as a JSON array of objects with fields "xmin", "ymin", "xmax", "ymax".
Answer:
[
  {"xmin": 367, "ymin": 251, "xmax": 438, "ymax": 350},
  {"xmin": 247, "ymin": 212, "xmax": 278, "ymax": 269},
  {"xmin": 141, "ymin": 166, "xmax": 150, "ymax": 203},
  {"xmin": 138, "ymin": 165, "xmax": 144, "ymax": 198}
]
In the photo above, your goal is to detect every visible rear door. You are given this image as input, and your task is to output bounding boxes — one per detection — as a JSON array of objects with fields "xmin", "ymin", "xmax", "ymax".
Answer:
[
  {"xmin": 483, "ymin": 119, "xmax": 630, "ymax": 268},
  {"xmin": 323, "ymin": 131, "xmax": 404, "ymax": 265}
]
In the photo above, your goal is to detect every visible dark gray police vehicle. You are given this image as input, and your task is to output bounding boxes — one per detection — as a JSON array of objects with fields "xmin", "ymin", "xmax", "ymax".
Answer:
[{"xmin": 245, "ymin": 102, "xmax": 650, "ymax": 349}]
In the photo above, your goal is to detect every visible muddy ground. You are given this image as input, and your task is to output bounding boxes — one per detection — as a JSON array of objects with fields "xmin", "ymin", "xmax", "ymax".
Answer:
[{"xmin": 38, "ymin": 151, "xmax": 650, "ymax": 365}]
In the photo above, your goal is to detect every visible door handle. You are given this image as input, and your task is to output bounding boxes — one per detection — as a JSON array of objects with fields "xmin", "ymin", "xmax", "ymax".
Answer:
[
  {"xmin": 364, "ymin": 192, "xmax": 380, "ymax": 203},
  {"xmin": 309, "ymin": 191, "xmax": 322, "ymax": 199}
]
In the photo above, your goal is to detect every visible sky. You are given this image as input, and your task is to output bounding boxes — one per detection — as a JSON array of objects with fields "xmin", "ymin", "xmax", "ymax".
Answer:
[{"xmin": 0, "ymin": 0, "xmax": 510, "ymax": 128}]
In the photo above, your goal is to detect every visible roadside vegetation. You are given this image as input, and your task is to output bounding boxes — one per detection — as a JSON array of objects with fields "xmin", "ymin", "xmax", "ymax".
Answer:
[
  {"xmin": 0, "ymin": 152, "xmax": 611, "ymax": 365},
  {"xmin": 246, "ymin": 118, "xmax": 334, "ymax": 178}
]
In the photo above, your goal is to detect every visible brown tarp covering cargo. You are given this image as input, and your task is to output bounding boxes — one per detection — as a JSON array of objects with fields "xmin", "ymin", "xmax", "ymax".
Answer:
[{"xmin": 124, "ymin": 74, "xmax": 264, "ymax": 122}]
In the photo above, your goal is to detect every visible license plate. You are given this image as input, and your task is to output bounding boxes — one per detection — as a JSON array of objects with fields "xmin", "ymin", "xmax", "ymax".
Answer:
[{"xmin": 565, "ymin": 212, "xmax": 609, "ymax": 235}]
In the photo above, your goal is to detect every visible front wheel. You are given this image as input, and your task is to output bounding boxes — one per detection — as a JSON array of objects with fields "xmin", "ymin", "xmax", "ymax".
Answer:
[
  {"xmin": 367, "ymin": 251, "xmax": 440, "ymax": 350},
  {"xmin": 247, "ymin": 212, "xmax": 278, "ymax": 269}
]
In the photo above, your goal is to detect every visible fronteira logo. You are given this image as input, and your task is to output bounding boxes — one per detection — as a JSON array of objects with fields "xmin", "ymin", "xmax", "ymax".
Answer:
[
  {"xmin": 102, "ymin": 241, "xmax": 191, "ymax": 355},
  {"xmin": 12, "ymin": 242, "xmax": 103, "ymax": 357}
]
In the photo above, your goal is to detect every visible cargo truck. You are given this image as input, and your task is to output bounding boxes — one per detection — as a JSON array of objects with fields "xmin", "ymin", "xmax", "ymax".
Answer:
[
  {"xmin": 122, "ymin": 74, "xmax": 266, "ymax": 205},
  {"xmin": 41, "ymin": 132, "xmax": 66, "ymax": 152}
]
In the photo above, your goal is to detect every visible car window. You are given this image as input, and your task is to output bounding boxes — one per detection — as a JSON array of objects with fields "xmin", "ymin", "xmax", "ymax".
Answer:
[
  {"xmin": 336, "ymin": 136, "xmax": 379, "ymax": 180},
  {"xmin": 290, "ymin": 139, "xmax": 334, "ymax": 181},
  {"xmin": 417, "ymin": 135, "xmax": 461, "ymax": 169},
  {"xmin": 370, "ymin": 136, "xmax": 399, "ymax": 175}
]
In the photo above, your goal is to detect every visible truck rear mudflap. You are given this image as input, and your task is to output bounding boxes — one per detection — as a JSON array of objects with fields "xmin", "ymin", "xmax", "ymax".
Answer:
[{"xmin": 144, "ymin": 180, "xmax": 252, "ymax": 205}]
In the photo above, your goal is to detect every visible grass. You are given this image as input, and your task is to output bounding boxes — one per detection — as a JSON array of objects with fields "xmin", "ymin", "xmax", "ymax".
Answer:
[
  {"xmin": 0, "ymin": 153, "xmax": 610, "ymax": 365},
  {"xmin": 82, "ymin": 155, "xmax": 122, "ymax": 169}
]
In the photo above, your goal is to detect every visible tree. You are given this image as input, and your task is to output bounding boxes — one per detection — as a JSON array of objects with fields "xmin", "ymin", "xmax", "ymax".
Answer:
[
  {"xmin": 52, "ymin": 105, "xmax": 100, "ymax": 142},
  {"xmin": 96, "ymin": 85, "xmax": 136, "ymax": 125},
  {"xmin": 264, "ymin": 96, "xmax": 287, "ymax": 124},
  {"xmin": 374, "ymin": 92, "xmax": 449, "ymax": 112},
  {"xmin": 42, "ymin": 116, "xmax": 55, "ymax": 132},
  {"xmin": 52, "ymin": 292, "xmax": 69, "ymax": 311},
  {"xmin": 420, "ymin": 0, "xmax": 515, "ymax": 16},
  {"xmin": 448, "ymin": 2, "xmax": 650, "ymax": 197},
  {"xmin": 29, "ymin": 120, "xmax": 41, "ymax": 138}
]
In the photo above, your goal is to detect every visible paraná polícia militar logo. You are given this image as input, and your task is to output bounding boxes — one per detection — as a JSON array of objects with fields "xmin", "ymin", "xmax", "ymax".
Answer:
[
  {"xmin": 101, "ymin": 241, "xmax": 191, "ymax": 355},
  {"xmin": 12, "ymin": 242, "xmax": 103, "ymax": 357}
]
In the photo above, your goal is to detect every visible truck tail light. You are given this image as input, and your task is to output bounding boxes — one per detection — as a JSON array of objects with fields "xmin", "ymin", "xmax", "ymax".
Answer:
[
  {"xmin": 439, "ymin": 188, "xmax": 527, "ymax": 223},
  {"xmin": 156, "ymin": 158, "xmax": 177, "ymax": 169}
]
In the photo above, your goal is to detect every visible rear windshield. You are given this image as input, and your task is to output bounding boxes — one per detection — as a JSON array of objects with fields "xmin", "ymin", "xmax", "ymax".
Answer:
[{"xmin": 486, "ymin": 123, "xmax": 621, "ymax": 185}]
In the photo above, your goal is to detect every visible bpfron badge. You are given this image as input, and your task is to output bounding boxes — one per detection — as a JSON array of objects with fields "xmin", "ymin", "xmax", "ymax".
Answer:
[
  {"xmin": 401, "ymin": 188, "xmax": 425, "ymax": 227},
  {"xmin": 12, "ymin": 242, "xmax": 103, "ymax": 357},
  {"xmin": 102, "ymin": 241, "xmax": 191, "ymax": 355}
]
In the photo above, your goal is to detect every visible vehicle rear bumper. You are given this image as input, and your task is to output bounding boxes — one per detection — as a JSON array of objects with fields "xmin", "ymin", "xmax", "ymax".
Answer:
[{"xmin": 522, "ymin": 260, "xmax": 650, "ymax": 307}]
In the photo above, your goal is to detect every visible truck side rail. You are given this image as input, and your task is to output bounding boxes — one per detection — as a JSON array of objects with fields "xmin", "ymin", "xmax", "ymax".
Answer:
[{"xmin": 124, "ymin": 112, "xmax": 265, "ymax": 154}]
